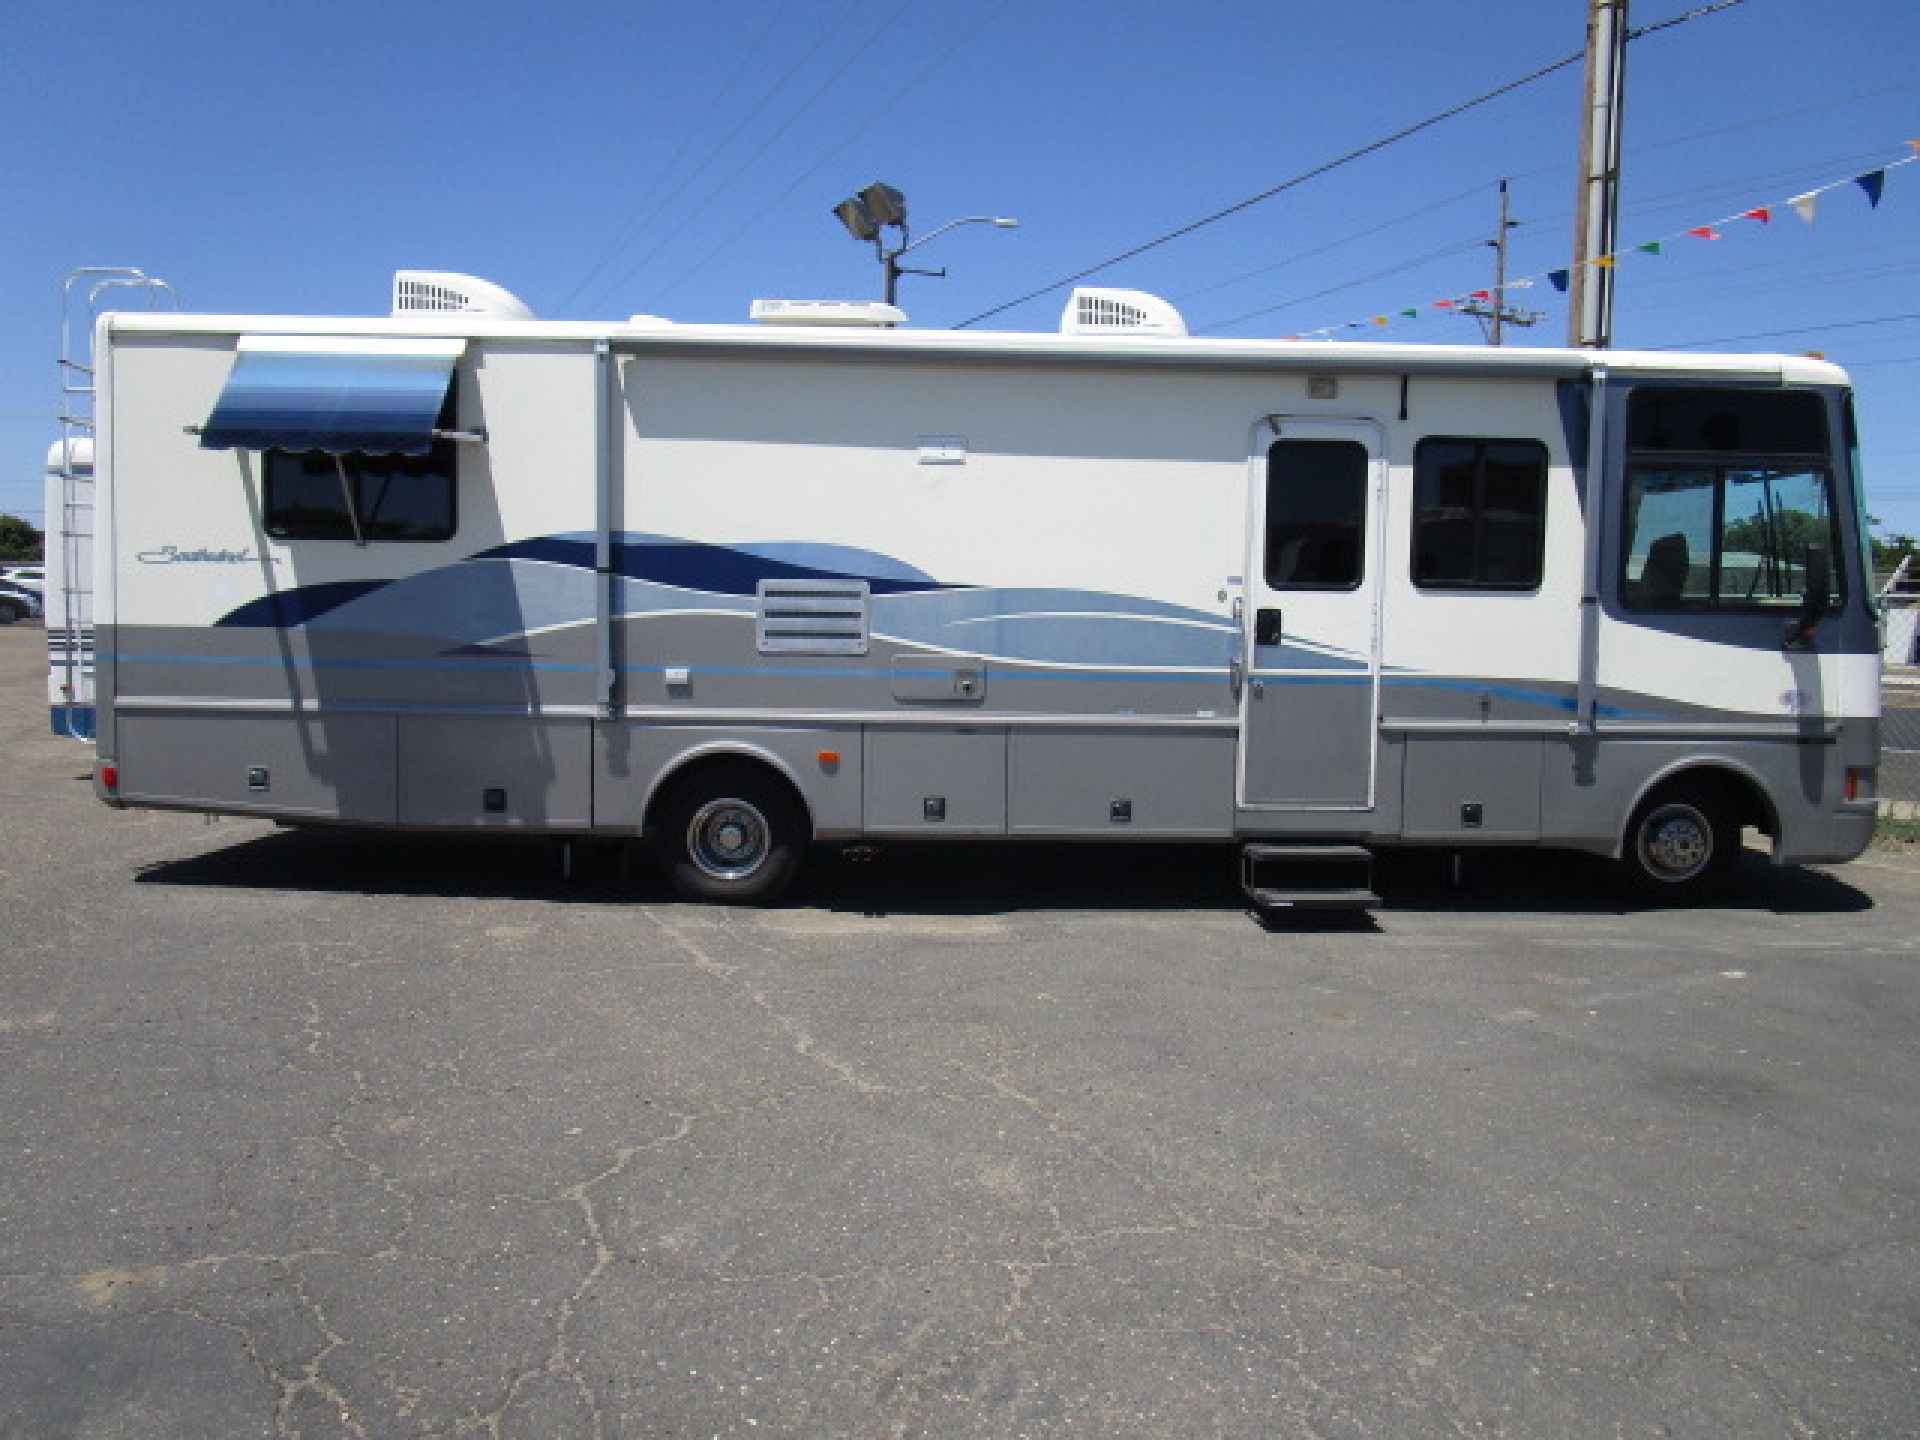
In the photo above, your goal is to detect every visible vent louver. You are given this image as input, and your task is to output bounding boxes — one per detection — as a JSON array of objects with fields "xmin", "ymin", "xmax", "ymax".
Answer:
[
  {"xmin": 756, "ymin": 579, "xmax": 871, "ymax": 655},
  {"xmin": 1059, "ymin": 287, "xmax": 1188, "ymax": 338},
  {"xmin": 391, "ymin": 271, "xmax": 535, "ymax": 320}
]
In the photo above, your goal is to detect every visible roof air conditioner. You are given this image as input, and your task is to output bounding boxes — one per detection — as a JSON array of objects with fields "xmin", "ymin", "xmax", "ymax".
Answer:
[
  {"xmin": 45, "ymin": 438, "xmax": 94, "ymax": 475},
  {"xmin": 1060, "ymin": 287, "xmax": 1188, "ymax": 338},
  {"xmin": 749, "ymin": 298, "xmax": 906, "ymax": 327},
  {"xmin": 392, "ymin": 271, "xmax": 535, "ymax": 321}
]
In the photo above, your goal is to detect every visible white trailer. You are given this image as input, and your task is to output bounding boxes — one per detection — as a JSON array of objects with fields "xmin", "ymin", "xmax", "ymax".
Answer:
[
  {"xmin": 68, "ymin": 272, "xmax": 1880, "ymax": 906},
  {"xmin": 44, "ymin": 437, "xmax": 94, "ymax": 739}
]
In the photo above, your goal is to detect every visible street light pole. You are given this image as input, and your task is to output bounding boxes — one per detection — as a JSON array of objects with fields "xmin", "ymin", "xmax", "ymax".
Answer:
[
  {"xmin": 833, "ymin": 183, "xmax": 1018, "ymax": 307},
  {"xmin": 880, "ymin": 216, "xmax": 1021, "ymax": 305}
]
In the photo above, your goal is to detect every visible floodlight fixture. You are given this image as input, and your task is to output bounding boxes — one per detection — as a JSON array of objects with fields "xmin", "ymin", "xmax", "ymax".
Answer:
[
  {"xmin": 857, "ymin": 182, "xmax": 908, "ymax": 229},
  {"xmin": 832, "ymin": 182, "xmax": 1019, "ymax": 305},
  {"xmin": 832, "ymin": 196, "xmax": 878, "ymax": 243}
]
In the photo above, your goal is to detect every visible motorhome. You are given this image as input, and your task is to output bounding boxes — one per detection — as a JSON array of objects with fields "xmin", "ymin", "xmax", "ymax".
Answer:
[{"xmin": 61, "ymin": 271, "xmax": 1880, "ymax": 906}]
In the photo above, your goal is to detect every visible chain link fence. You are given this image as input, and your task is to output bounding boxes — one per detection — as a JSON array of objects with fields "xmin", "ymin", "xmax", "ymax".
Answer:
[
  {"xmin": 1883, "ymin": 686, "xmax": 1920, "ymax": 811},
  {"xmin": 1882, "ymin": 596, "xmax": 1920, "ymax": 810}
]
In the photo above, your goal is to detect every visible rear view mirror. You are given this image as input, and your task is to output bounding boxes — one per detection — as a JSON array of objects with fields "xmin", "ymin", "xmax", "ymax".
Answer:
[{"xmin": 1784, "ymin": 544, "xmax": 1832, "ymax": 651}]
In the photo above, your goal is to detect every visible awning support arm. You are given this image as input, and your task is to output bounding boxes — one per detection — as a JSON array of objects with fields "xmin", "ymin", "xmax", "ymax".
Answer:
[{"xmin": 333, "ymin": 455, "xmax": 368, "ymax": 547}]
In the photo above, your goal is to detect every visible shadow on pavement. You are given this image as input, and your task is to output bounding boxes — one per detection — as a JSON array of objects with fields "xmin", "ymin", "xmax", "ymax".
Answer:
[{"xmin": 134, "ymin": 826, "xmax": 1876, "ymax": 920}]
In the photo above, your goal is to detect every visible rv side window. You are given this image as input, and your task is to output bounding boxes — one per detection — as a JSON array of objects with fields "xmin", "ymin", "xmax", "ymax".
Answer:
[
  {"xmin": 263, "ymin": 445, "xmax": 458, "ymax": 543},
  {"xmin": 1622, "ymin": 465, "xmax": 1841, "ymax": 611},
  {"xmin": 1265, "ymin": 439, "xmax": 1368, "ymax": 590},
  {"xmin": 1621, "ymin": 387, "xmax": 1841, "ymax": 613},
  {"xmin": 1411, "ymin": 437, "xmax": 1547, "ymax": 590},
  {"xmin": 1625, "ymin": 387, "xmax": 1826, "ymax": 455}
]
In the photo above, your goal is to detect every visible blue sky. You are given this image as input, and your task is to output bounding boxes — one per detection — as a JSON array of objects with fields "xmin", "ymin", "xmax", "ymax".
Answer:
[{"xmin": 3, "ymin": 0, "xmax": 1916, "ymax": 534}]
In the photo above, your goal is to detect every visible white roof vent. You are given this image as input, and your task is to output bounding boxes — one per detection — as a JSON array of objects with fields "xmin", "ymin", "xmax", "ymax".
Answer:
[
  {"xmin": 392, "ymin": 271, "xmax": 534, "ymax": 321},
  {"xmin": 1060, "ymin": 287, "xmax": 1188, "ymax": 338},
  {"xmin": 750, "ymin": 298, "xmax": 906, "ymax": 328}
]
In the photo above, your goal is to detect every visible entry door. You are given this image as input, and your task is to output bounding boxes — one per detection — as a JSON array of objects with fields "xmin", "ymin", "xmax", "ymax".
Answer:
[{"xmin": 1239, "ymin": 418, "xmax": 1385, "ymax": 810}]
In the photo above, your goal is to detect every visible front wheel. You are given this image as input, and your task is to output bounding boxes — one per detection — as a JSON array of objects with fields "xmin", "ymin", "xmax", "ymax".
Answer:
[
  {"xmin": 1617, "ymin": 784, "xmax": 1738, "ymax": 904},
  {"xmin": 651, "ymin": 765, "xmax": 806, "ymax": 904}
]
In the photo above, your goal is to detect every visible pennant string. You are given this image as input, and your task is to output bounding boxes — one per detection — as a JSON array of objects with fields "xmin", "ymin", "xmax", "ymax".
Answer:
[{"xmin": 1281, "ymin": 145, "xmax": 1916, "ymax": 341}]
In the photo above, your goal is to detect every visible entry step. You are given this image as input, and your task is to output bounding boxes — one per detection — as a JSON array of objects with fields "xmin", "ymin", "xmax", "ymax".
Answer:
[{"xmin": 1240, "ymin": 843, "xmax": 1380, "ymax": 911}]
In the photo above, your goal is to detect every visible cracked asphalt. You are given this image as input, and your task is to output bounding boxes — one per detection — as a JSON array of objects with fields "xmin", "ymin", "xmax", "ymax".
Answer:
[{"xmin": 3, "ymin": 622, "xmax": 1918, "ymax": 1438}]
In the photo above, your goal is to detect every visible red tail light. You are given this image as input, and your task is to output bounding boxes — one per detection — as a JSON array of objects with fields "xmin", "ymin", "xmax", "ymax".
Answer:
[{"xmin": 98, "ymin": 762, "xmax": 118, "ymax": 793}]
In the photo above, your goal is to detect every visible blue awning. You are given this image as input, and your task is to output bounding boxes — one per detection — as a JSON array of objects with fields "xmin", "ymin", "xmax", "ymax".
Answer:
[{"xmin": 199, "ymin": 336, "xmax": 465, "ymax": 455}]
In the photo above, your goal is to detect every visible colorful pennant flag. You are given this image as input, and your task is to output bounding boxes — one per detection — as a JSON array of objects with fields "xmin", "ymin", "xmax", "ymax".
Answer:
[{"xmin": 1279, "ymin": 143, "xmax": 1913, "ymax": 339}]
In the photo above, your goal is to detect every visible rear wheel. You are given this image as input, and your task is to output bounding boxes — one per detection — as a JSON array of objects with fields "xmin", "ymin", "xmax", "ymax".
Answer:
[
  {"xmin": 1617, "ymin": 783, "xmax": 1739, "ymax": 903},
  {"xmin": 652, "ymin": 765, "xmax": 806, "ymax": 904},
  {"xmin": 0, "ymin": 599, "xmax": 20, "ymax": 625}
]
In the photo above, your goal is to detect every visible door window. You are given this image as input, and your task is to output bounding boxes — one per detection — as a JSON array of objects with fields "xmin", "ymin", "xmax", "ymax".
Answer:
[{"xmin": 1264, "ymin": 439, "xmax": 1368, "ymax": 590}]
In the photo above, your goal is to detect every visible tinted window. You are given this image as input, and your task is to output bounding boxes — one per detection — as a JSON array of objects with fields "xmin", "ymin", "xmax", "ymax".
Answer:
[
  {"xmin": 1265, "ymin": 439, "xmax": 1368, "ymax": 590},
  {"xmin": 1626, "ymin": 387, "xmax": 1826, "ymax": 455},
  {"xmin": 1412, "ymin": 438, "xmax": 1547, "ymax": 589},
  {"xmin": 1622, "ymin": 465, "xmax": 1840, "ymax": 611},
  {"xmin": 264, "ymin": 446, "xmax": 457, "ymax": 543}
]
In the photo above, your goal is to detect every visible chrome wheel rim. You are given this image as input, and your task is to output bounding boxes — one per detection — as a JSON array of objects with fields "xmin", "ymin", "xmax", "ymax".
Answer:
[
  {"xmin": 686, "ymin": 798, "xmax": 770, "ymax": 881},
  {"xmin": 1637, "ymin": 802, "xmax": 1712, "ymax": 883}
]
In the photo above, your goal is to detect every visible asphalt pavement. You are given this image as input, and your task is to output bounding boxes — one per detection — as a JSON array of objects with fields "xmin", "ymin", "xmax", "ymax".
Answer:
[{"xmin": 3, "ymin": 622, "xmax": 1918, "ymax": 1438}]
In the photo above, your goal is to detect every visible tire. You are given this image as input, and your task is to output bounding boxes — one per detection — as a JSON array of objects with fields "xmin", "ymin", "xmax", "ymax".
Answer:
[
  {"xmin": 652, "ymin": 764, "xmax": 806, "ymax": 904},
  {"xmin": 1617, "ymin": 783, "xmax": 1738, "ymax": 904},
  {"xmin": 0, "ymin": 600, "xmax": 19, "ymax": 625}
]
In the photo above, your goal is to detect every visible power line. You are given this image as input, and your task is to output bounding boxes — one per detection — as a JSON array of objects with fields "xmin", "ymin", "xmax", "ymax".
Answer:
[
  {"xmin": 607, "ymin": 0, "xmax": 919, "ymax": 314},
  {"xmin": 638, "ymin": 0, "xmax": 1015, "ymax": 314},
  {"xmin": 1171, "ymin": 180, "xmax": 1492, "ymax": 306},
  {"xmin": 955, "ymin": 49, "xmax": 1584, "ymax": 328},
  {"xmin": 1627, "ymin": 0, "xmax": 1747, "ymax": 39},
  {"xmin": 1652, "ymin": 312, "xmax": 1920, "ymax": 349},
  {"xmin": 955, "ymin": 0, "xmax": 1749, "ymax": 330},
  {"xmin": 1196, "ymin": 237, "xmax": 1490, "ymax": 334},
  {"xmin": 558, "ymin": 0, "xmax": 878, "ymax": 316},
  {"xmin": 552, "ymin": 0, "xmax": 813, "ymax": 314}
]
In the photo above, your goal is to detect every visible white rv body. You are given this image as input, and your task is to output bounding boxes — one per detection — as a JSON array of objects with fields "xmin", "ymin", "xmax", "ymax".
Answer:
[{"xmin": 71, "ymin": 277, "xmax": 1880, "ymax": 901}]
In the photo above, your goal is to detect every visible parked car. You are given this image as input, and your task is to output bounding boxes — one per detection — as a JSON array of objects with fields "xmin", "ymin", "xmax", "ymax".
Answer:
[
  {"xmin": 0, "ymin": 565, "xmax": 44, "ymax": 594},
  {"xmin": 0, "ymin": 578, "xmax": 42, "ymax": 623}
]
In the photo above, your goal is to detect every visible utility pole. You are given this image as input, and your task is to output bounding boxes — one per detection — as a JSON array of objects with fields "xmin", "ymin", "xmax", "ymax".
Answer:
[
  {"xmin": 1569, "ymin": 0, "xmax": 1629, "ymax": 347},
  {"xmin": 1457, "ymin": 179, "xmax": 1541, "ymax": 345}
]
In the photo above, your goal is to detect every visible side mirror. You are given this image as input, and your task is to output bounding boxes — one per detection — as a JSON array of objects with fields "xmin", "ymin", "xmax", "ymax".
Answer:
[{"xmin": 1783, "ymin": 544, "xmax": 1833, "ymax": 651}]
